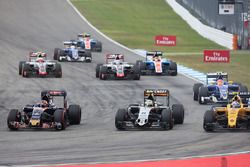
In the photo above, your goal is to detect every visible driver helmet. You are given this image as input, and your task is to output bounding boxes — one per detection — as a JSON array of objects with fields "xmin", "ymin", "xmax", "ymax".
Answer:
[
  {"xmin": 232, "ymin": 95, "xmax": 241, "ymax": 108},
  {"xmin": 217, "ymin": 79, "xmax": 224, "ymax": 86},
  {"xmin": 145, "ymin": 99, "xmax": 154, "ymax": 107},
  {"xmin": 70, "ymin": 45, "xmax": 76, "ymax": 49},
  {"xmin": 41, "ymin": 100, "xmax": 48, "ymax": 108}
]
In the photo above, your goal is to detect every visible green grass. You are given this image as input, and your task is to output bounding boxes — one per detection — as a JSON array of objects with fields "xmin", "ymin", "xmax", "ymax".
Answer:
[{"xmin": 71, "ymin": 0, "xmax": 250, "ymax": 86}]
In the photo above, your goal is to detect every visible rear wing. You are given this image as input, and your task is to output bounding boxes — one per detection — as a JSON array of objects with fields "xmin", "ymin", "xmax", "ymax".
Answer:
[
  {"xmin": 144, "ymin": 89, "xmax": 169, "ymax": 97},
  {"xmin": 63, "ymin": 41, "xmax": 78, "ymax": 46},
  {"xmin": 41, "ymin": 90, "xmax": 67, "ymax": 99},
  {"xmin": 77, "ymin": 33, "xmax": 91, "ymax": 38},
  {"xmin": 228, "ymin": 92, "xmax": 250, "ymax": 104},
  {"xmin": 29, "ymin": 52, "xmax": 47, "ymax": 61},
  {"xmin": 105, "ymin": 54, "xmax": 124, "ymax": 63},
  {"xmin": 146, "ymin": 51, "xmax": 162, "ymax": 61},
  {"xmin": 206, "ymin": 72, "xmax": 228, "ymax": 84}
]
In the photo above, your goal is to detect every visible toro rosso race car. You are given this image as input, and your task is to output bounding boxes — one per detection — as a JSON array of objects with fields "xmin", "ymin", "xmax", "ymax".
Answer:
[
  {"xmin": 96, "ymin": 54, "xmax": 140, "ymax": 80},
  {"xmin": 193, "ymin": 72, "xmax": 248, "ymax": 104},
  {"xmin": 115, "ymin": 89, "xmax": 184, "ymax": 130},
  {"xmin": 54, "ymin": 41, "xmax": 92, "ymax": 62},
  {"xmin": 19, "ymin": 52, "xmax": 62, "ymax": 78},
  {"xmin": 7, "ymin": 90, "xmax": 82, "ymax": 131},
  {"xmin": 76, "ymin": 33, "xmax": 102, "ymax": 52},
  {"xmin": 136, "ymin": 51, "xmax": 177, "ymax": 76},
  {"xmin": 203, "ymin": 92, "xmax": 250, "ymax": 132}
]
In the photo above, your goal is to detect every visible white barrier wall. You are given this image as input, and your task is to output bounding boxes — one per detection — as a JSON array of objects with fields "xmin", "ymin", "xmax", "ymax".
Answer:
[{"xmin": 166, "ymin": 0, "xmax": 233, "ymax": 49}]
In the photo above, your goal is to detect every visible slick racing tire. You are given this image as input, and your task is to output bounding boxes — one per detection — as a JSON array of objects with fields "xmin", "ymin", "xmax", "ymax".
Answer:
[
  {"xmin": 240, "ymin": 85, "xmax": 248, "ymax": 92},
  {"xmin": 198, "ymin": 86, "xmax": 209, "ymax": 104},
  {"xmin": 19, "ymin": 61, "xmax": 25, "ymax": 75},
  {"xmin": 133, "ymin": 65, "xmax": 141, "ymax": 80},
  {"xmin": 96, "ymin": 41, "xmax": 102, "ymax": 52},
  {"xmin": 193, "ymin": 83, "xmax": 203, "ymax": 101},
  {"xmin": 99, "ymin": 66, "xmax": 108, "ymax": 80},
  {"xmin": 136, "ymin": 60, "xmax": 146, "ymax": 75},
  {"xmin": 95, "ymin": 64, "xmax": 102, "ymax": 78},
  {"xmin": 54, "ymin": 109, "xmax": 66, "ymax": 130},
  {"xmin": 22, "ymin": 64, "xmax": 31, "ymax": 78},
  {"xmin": 54, "ymin": 63, "xmax": 62, "ymax": 78},
  {"xmin": 54, "ymin": 48, "xmax": 61, "ymax": 60},
  {"xmin": 115, "ymin": 108, "xmax": 127, "ymax": 130},
  {"xmin": 172, "ymin": 104, "xmax": 184, "ymax": 124},
  {"xmin": 203, "ymin": 109, "xmax": 215, "ymax": 132},
  {"xmin": 68, "ymin": 104, "xmax": 81, "ymax": 125},
  {"xmin": 7, "ymin": 109, "xmax": 21, "ymax": 130},
  {"xmin": 160, "ymin": 109, "xmax": 173, "ymax": 130},
  {"xmin": 169, "ymin": 61, "xmax": 177, "ymax": 76}
]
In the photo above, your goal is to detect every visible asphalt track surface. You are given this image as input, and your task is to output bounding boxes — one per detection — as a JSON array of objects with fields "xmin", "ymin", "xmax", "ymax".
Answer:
[{"xmin": 0, "ymin": 0, "xmax": 249, "ymax": 166}]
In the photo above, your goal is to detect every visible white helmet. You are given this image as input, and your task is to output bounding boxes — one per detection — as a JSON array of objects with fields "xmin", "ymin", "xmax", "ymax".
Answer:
[
  {"xmin": 70, "ymin": 45, "xmax": 76, "ymax": 49},
  {"xmin": 145, "ymin": 99, "xmax": 153, "ymax": 107}
]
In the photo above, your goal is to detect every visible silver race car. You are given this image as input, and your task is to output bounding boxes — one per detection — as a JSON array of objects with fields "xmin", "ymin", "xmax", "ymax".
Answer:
[
  {"xmin": 115, "ymin": 89, "xmax": 184, "ymax": 130},
  {"xmin": 19, "ymin": 52, "xmax": 62, "ymax": 78},
  {"xmin": 96, "ymin": 54, "xmax": 140, "ymax": 80}
]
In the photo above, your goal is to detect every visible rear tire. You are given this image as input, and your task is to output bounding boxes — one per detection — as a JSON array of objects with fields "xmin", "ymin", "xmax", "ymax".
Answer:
[
  {"xmin": 193, "ymin": 83, "xmax": 203, "ymax": 101},
  {"xmin": 7, "ymin": 109, "xmax": 21, "ymax": 130},
  {"xmin": 54, "ymin": 109, "xmax": 66, "ymax": 130},
  {"xmin": 115, "ymin": 108, "xmax": 127, "ymax": 130},
  {"xmin": 203, "ymin": 109, "xmax": 215, "ymax": 132},
  {"xmin": 96, "ymin": 42, "xmax": 102, "ymax": 52},
  {"xmin": 133, "ymin": 65, "xmax": 141, "ymax": 80},
  {"xmin": 161, "ymin": 109, "xmax": 173, "ymax": 130},
  {"xmin": 240, "ymin": 85, "xmax": 248, "ymax": 92},
  {"xmin": 68, "ymin": 104, "xmax": 81, "ymax": 125},
  {"xmin": 172, "ymin": 104, "xmax": 184, "ymax": 124}
]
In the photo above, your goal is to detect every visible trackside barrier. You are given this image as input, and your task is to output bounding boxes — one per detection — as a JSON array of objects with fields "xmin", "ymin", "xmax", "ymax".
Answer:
[
  {"xmin": 43, "ymin": 153, "xmax": 250, "ymax": 167},
  {"xmin": 165, "ymin": 0, "xmax": 234, "ymax": 50}
]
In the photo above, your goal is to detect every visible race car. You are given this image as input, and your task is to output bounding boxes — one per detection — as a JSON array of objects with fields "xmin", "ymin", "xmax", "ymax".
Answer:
[
  {"xmin": 136, "ymin": 51, "xmax": 177, "ymax": 76},
  {"xmin": 96, "ymin": 54, "xmax": 140, "ymax": 80},
  {"xmin": 203, "ymin": 92, "xmax": 250, "ymax": 132},
  {"xmin": 7, "ymin": 90, "xmax": 82, "ymax": 131},
  {"xmin": 54, "ymin": 41, "xmax": 92, "ymax": 62},
  {"xmin": 115, "ymin": 89, "xmax": 184, "ymax": 130},
  {"xmin": 19, "ymin": 51, "xmax": 62, "ymax": 78},
  {"xmin": 76, "ymin": 33, "xmax": 102, "ymax": 52},
  {"xmin": 193, "ymin": 72, "xmax": 248, "ymax": 104}
]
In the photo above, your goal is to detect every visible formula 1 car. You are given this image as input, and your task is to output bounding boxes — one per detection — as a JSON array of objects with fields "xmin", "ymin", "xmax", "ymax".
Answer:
[
  {"xmin": 7, "ymin": 90, "xmax": 82, "ymax": 131},
  {"xmin": 203, "ymin": 92, "xmax": 250, "ymax": 132},
  {"xmin": 96, "ymin": 54, "xmax": 140, "ymax": 80},
  {"xmin": 136, "ymin": 51, "xmax": 177, "ymax": 76},
  {"xmin": 115, "ymin": 89, "xmax": 184, "ymax": 130},
  {"xmin": 19, "ymin": 52, "xmax": 62, "ymax": 78},
  {"xmin": 193, "ymin": 72, "xmax": 248, "ymax": 104},
  {"xmin": 54, "ymin": 41, "xmax": 92, "ymax": 62},
  {"xmin": 76, "ymin": 33, "xmax": 102, "ymax": 52}
]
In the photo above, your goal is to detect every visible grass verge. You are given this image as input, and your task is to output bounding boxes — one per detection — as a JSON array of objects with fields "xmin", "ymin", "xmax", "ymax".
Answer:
[{"xmin": 71, "ymin": 0, "xmax": 250, "ymax": 86}]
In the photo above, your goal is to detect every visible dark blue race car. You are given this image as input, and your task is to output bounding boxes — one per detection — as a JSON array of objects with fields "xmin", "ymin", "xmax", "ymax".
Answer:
[
  {"xmin": 54, "ymin": 41, "xmax": 92, "ymax": 62},
  {"xmin": 136, "ymin": 51, "xmax": 177, "ymax": 76},
  {"xmin": 193, "ymin": 72, "xmax": 248, "ymax": 104}
]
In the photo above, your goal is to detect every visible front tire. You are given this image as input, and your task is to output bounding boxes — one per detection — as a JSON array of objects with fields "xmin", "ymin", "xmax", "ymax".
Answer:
[
  {"xmin": 7, "ymin": 109, "xmax": 21, "ymax": 130},
  {"xmin": 169, "ymin": 61, "xmax": 177, "ymax": 76},
  {"xmin": 54, "ymin": 109, "xmax": 66, "ymax": 130},
  {"xmin": 19, "ymin": 61, "xmax": 25, "ymax": 75},
  {"xmin": 115, "ymin": 108, "xmax": 127, "ymax": 130},
  {"xmin": 198, "ymin": 86, "xmax": 208, "ymax": 104},
  {"xmin": 95, "ymin": 64, "xmax": 102, "ymax": 78},
  {"xmin": 203, "ymin": 109, "xmax": 215, "ymax": 132},
  {"xmin": 193, "ymin": 83, "xmax": 203, "ymax": 101},
  {"xmin": 160, "ymin": 109, "xmax": 173, "ymax": 130}
]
